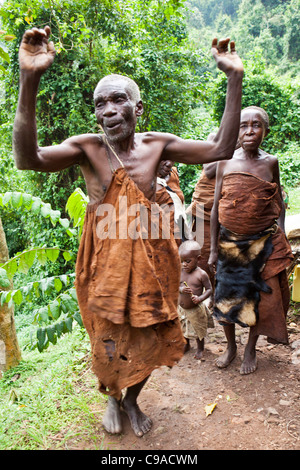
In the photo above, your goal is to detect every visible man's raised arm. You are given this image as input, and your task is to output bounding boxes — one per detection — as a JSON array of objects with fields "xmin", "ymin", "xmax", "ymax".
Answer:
[
  {"xmin": 13, "ymin": 27, "xmax": 83, "ymax": 171},
  {"xmin": 162, "ymin": 38, "xmax": 243, "ymax": 165}
]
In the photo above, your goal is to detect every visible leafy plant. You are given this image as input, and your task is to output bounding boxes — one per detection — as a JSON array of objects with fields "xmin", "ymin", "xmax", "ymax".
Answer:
[{"xmin": 0, "ymin": 188, "xmax": 88, "ymax": 352}]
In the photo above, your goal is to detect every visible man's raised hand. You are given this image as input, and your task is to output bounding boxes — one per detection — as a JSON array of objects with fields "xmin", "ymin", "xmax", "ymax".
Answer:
[
  {"xmin": 19, "ymin": 26, "xmax": 55, "ymax": 74},
  {"xmin": 211, "ymin": 38, "xmax": 243, "ymax": 77}
]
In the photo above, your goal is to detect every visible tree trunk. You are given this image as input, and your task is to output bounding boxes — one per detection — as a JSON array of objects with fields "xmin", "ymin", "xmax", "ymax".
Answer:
[{"xmin": 0, "ymin": 217, "xmax": 21, "ymax": 373}]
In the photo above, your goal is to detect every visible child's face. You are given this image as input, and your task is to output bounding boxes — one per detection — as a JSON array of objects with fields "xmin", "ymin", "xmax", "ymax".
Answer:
[
  {"xmin": 180, "ymin": 250, "xmax": 199, "ymax": 273},
  {"xmin": 239, "ymin": 110, "xmax": 268, "ymax": 151}
]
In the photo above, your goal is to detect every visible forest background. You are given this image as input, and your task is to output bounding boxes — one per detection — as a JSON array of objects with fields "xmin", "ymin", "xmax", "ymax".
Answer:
[{"xmin": 0, "ymin": 0, "xmax": 299, "ymax": 450}]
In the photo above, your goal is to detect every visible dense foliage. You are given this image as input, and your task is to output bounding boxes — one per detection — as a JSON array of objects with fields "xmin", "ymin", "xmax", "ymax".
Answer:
[{"xmin": 0, "ymin": 0, "xmax": 299, "ymax": 353}]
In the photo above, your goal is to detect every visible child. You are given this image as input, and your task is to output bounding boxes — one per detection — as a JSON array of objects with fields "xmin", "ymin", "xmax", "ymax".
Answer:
[{"xmin": 178, "ymin": 240, "xmax": 214, "ymax": 359}]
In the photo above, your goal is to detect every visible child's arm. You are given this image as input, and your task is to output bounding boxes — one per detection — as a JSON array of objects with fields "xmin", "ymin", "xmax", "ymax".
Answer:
[{"xmin": 191, "ymin": 272, "xmax": 212, "ymax": 305}]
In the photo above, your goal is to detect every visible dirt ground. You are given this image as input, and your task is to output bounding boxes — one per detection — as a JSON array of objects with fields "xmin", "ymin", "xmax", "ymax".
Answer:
[{"xmin": 98, "ymin": 310, "xmax": 300, "ymax": 452}]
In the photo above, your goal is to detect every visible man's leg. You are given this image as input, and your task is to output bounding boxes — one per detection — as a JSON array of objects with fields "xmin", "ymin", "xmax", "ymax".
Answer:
[
  {"xmin": 240, "ymin": 327, "xmax": 258, "ymax": 375},
  {"xmin": 122, "ymin": 375, "xmax": 152, "ymax": 437},
  {"xmin": 102, "ymin": 396, "xmax": 122, "ymax": 434},
  {"xmin": 216, "ymin": 323, "xmax": 237, "ymax": 368}
]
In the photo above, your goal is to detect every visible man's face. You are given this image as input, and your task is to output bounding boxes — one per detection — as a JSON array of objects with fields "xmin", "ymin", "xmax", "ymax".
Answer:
[
  {"xmin": 94, "ymin": 79, "xmax": 142, "ymax": 143},
  {"xmin": 239, "ymin": 110, "xmax": 268, "ymax": 151},
  {"xmin": 158, "ymin": 160, "xmax": 173, "ymax": 178}
]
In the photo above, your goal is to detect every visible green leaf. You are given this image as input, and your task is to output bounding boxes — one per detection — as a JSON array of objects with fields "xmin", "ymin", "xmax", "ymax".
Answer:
[
  {"xmin": 2, "ymin": 192, "xmax": 12, "ymax": 205},
  {"xmin": 36, "ymin": 249, "xmax": 47, "ymax": 266},
  {"xmin": 5, "ymin": 259, "xmax": 18, "ymax": 279},
  {"xmin": 22, "ymin": 193, "xmax": 33, "ymax": 208},
  {"xmin": 46, "ymin": 325, "xmax": 57, "ymax": 344},
  {"xmin": 49, "ymin": 300, "xmax": 61, "ymax": 320},
  {"xmin": 0, "ymin": 46, "xmax": 10, "ymax": 63},
  {"xmin": 18, "ymin": 250, "xmax": 36, "ymax": 274},
  {"xmin": 69, "ymin": 288, "xmax": 77, "ymax": 301},
  {"xmin": 39, "ymin": 278, "xmax": 50, "ymax": 296},
  {"xmin": 50, "ymin": 210, "xmax": 61, "ymax": 225},
  {"xmin": 38, "ymin": 306, "xmax": 49, "ymax": 323},
  {"xmin": 54, "ymin": 277, "xmax": 63, "ymax": 292},
  {"xmin": 11, "ymin": 192, "xmax": 22, "ymax": 208},
  {"xmin": 0, "ymin": 291, "xmax": 11, "ymax": 305},
  {"xmin": 30, "ymin": 198, "xmax": 41, "ymax": 214},
  {"xmin": 60, "ymin": 293, "xmax": 78, "ymax": 313},
  {"xmin": 37, "ymin": 328, "xmax": 46, "ymax": 352},
  {"xmin": 63, "ymin": 251, "xmax": 73, "ymax": 261},
  {"xmin": 23, "ymin": 250, "xmax": 36, "ymax": 269},
  {"xmin": 55, "ymin": 321, "xmax": 65, "ymax": 337},
  {"xmin": 60, "ymin": 274, "xmax": 70, "ymax": 286},
  {"xmin": 46, "ymin": 248, "xmax": 59, "ymax": 262},
  {"xmin": 73, "ymin": 311, "xmax": 83, "ymax": 327},
  {"xmin": 59, "ymin": 218, "xmax": 70, "ymax": 229},
  {"xmin": 66, "ymin": 228, "xmax": 77, "ymax": 237},
  {"xmin": 40, "ymin": 203, "xmax": 51, "ymax": 218},
  {"xmin": 12, "ymin": 289, "xmax": 23, "ymax": 305},
  {"xmin": 64, "ymin": 317, "xmax": 73, "ymax": 332},
  {"xmin": 0, "ymin": 268, "xmax": 10, "ymax": 289}
]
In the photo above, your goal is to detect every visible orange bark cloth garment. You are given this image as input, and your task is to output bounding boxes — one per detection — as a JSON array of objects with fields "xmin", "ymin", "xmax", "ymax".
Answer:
[
  {"xmin": 190, "ymin": 170, "xmax": 216, "ymax": 282},
  {"xmin": 75, "ymin": 168, "xmax": 185, "ymax": 399},
  {"xmin": 190, "ymin": 170, "xmax": 216, "ymax": 222},
  {"xmin": 215, "ymin": 172, "xmax": 293, "ymax": 343}
]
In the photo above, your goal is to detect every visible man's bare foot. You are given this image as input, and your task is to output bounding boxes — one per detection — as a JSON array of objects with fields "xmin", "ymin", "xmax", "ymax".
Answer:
[
  {"xmin": 215, "ymin": 347, "xmax": 237, "ymax": 368},
  {"xmin": 122, "ymin": 398, "xmax": 152, "ymax": 437},
  {"xmin": 102, "ymin": 396, "xmax": 122, "ymax": 434},
  {"xmin": 240, "ymin": 350, "xmax": 257, "ymax": 375}
]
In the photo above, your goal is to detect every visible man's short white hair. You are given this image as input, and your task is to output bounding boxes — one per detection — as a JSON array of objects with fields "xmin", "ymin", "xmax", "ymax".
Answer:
[{"xmin": 97, "ymin": 74, "xmax": 141, "ymax": 104}]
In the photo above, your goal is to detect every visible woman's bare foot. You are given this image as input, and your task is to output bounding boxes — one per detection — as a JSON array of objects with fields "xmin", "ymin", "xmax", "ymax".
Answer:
[
  {"xmin": 102, "ymin": 396, "xmax": 122, "ymax": 434},
  {"xmin": 215, "ymin": 346, "xmax": 237, "ymax": 368},
  {"xmin": 122, "ymin": 397, "xmax": 152, "ymax": 437},
  {"xmin": 240, "ymin": 349, "xmax": 257, "ymax": 375}
]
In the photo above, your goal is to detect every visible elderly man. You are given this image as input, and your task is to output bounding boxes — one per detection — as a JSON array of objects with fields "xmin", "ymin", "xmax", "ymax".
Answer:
[{"xmin": 13, "ymin": 26, "xmax": 243, "ymax": 437}]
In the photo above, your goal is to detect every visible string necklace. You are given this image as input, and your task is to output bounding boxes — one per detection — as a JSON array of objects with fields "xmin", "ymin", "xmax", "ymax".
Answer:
[{"xmin": 102, "ymin": 133, "xmax": 124, "ymax": 169}]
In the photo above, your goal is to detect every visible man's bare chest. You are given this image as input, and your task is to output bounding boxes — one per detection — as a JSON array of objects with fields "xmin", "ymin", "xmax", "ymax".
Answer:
[{"xmin": 81, "ymin": 146, "xmax": 158, "ymax": 203}]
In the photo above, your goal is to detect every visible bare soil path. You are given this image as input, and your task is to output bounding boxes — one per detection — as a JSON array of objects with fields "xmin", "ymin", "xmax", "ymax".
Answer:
[{"xmin": 99, "ymin": 317, "xmax": 300, "ymax": 451}]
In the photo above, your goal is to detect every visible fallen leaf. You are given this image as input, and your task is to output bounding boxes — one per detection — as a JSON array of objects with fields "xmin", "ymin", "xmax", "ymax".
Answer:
[{"xmin": 205, "ymin": 403, "xmax": 217, "ymax": 417}]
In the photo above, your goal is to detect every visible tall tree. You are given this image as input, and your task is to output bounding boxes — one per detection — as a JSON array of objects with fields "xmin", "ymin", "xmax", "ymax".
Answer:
[{"xmin": 0, "ymin": 217, "xmax": 21, "ymax": 372}]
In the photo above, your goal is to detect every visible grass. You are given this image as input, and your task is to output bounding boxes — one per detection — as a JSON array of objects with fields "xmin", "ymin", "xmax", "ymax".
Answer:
[
  {"xmin": 286, "ymin": 185, "xmax": 300, "ymax": 216},
  {"xmin": 0, "ymin": 318, "xmax": 108, "ymax": 450}
]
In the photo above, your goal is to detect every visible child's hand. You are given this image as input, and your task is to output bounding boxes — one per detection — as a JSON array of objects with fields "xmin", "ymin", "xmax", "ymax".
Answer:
[
  {"xmin": 191, "ymin": 295, "xmax": 200, "ymax": 304},
  {"xmin": 182, "ymin": 285, "xmax": 193, "ymax": 294}
]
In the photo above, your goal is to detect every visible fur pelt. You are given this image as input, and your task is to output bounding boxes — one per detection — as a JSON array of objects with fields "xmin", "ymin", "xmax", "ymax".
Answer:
[{"xmin": 213, "ymin": 225, "xmax": 276, "ymax": 327}]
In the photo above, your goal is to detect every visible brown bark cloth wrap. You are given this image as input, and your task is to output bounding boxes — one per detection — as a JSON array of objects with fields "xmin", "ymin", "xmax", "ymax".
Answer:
[
  {"xmin": 214, "ymin": 172, "xmax": 293, "ymax": 343},
  {"xmin": 190, "ymin": 170, "xmax": 216, "ymax": 282},
  {"xmin": 75, "ymin": 167, "xmax": 185, "ymax": 399}
]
